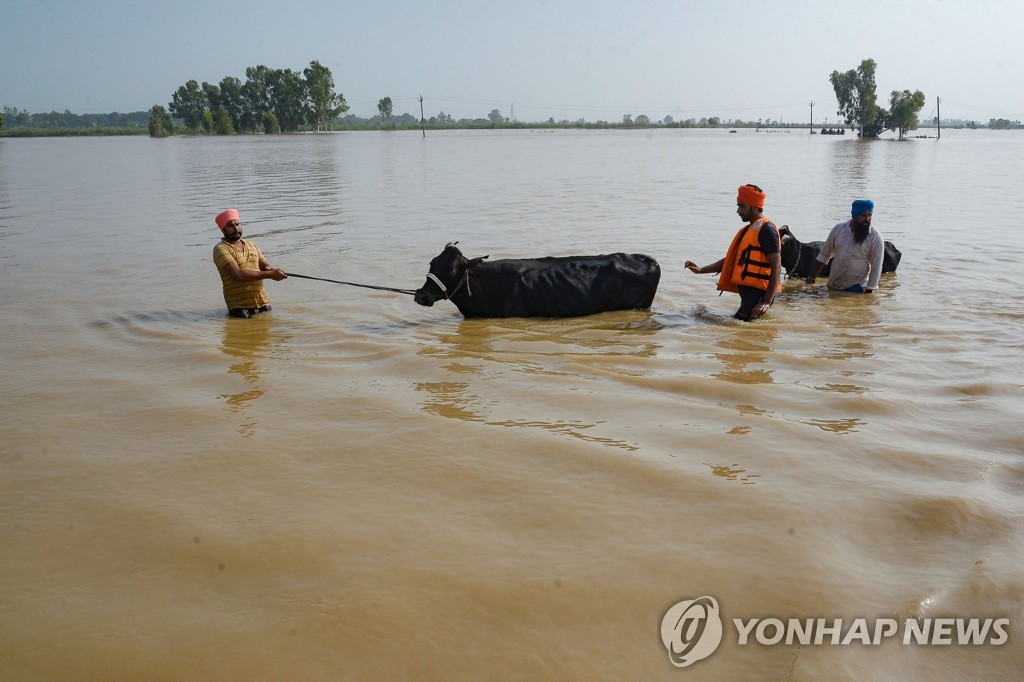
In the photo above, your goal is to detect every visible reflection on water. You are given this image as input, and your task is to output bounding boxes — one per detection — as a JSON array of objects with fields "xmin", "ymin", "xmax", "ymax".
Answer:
[
  {"xmin": 456, "ymin": 312, "xmax": 662, "ymax": 356},
  {"xmin": 218, "ymin": 314, "xmax": 287, "ymax": 437},
  {"xmin": 706, "ymin": 462, "xmax": 760, "ymax": 485},
  {"xmin": 736, "ymin": 404, "xmax": 768, "ymax": 417},
  {"xmin": 414, "ymin": 379, "xmax": 638, "ymax": 451},
  {"xmin": 713, "ymin": 323, "xmax": 778, "ymax": 384},
  {"xmin": 418, "ymin": 312, "xmax": 664, "ymax": 372},
  {"xmin": 803, "ymin": 417, "xmax": 863, "ymax": 434},
  {"xmin": 827, "ymin": 139, "xmax": 874, "ymax": 204},
  {"xmin": 814, "ymin": 382, "xmax": 869, "ymax": 395},
  {"xmin": 415, "ymin": 379, "xmax": 484, "ymax": 422},
  {"xmin": 788, "ymin": 291, "xmax": 882, "ymax": 432},
  {"xmin": 813, "ymin": 291, "xmax": 880, "ymax": 372},
  {"xmin": 488, "ymin": 418, "xmax": 638, "ymax": 451},
  {"xmin": 413, "ymin": 312, "xmax": 661, "ymax": 452}
]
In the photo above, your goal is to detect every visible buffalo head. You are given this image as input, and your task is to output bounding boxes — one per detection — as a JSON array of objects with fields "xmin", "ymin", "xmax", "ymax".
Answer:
[
  {"xmin": 777, "ymin": 224, "xmax": 801, "ymax": 276},
  {"xmin": 414, "ymin": 242, "xmax": 489, "ymax": 306}
]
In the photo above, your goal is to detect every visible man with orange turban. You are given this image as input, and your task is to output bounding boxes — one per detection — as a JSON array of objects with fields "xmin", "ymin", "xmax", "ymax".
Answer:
[
  {"xmin": 684, "ymin": 184, "xmax": 783, "ymax": 321},
  {"xmin": 213, "ymin": 208, "xmax": 288, "ymax": 318}
]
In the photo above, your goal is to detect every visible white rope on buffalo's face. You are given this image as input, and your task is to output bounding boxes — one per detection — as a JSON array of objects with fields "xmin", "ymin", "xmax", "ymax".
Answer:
[{"xmin": 425, "ymin": 272, "xmax": 471, "ymax": 299}]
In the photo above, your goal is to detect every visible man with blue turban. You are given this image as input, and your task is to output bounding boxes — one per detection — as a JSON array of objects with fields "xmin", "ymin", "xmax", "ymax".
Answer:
[{"xmin": 804, "ymin": 199, "xmax": 886, "ymax": 293}]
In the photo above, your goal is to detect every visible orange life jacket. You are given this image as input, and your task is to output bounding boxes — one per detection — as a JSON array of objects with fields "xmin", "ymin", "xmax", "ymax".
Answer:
[{"xmin": 717, "ymin": 218, "xmax": 782, "ymax": 294}]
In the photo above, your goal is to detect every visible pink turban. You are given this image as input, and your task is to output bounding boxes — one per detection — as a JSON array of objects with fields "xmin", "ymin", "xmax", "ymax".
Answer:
[{"xmin": 215, "ymin": 209, "xmax": 240, "ymax": 230}]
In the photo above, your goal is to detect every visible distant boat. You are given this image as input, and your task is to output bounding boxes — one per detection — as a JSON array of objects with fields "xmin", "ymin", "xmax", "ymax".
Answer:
[{"xmin": 820, "ymin": 127, "xmax": 845, "ymax": 135}]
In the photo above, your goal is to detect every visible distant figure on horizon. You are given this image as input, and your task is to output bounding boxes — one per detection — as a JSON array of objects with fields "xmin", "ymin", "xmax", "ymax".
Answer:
[
  {"xmin": 685, "ymin": 184, "xmax": 782, "ymax": 321},
  {"xmin": 212, "ymin": 209, "xmax": 287, "ymax": 318},
  {"xmin": 804, "ymin": 200, "xmax": 884, "ymax": 293}
]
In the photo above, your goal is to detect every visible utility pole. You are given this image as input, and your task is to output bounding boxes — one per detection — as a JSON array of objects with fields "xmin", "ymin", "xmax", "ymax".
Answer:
[
  {"xmin": 809, "ymin": 101, "xmax": 815, "ymax": 134},
  {"xmin": 936, "ymin": 97, "xmax": 941, "ymax": 140},
  {"xmin": 419, "ymin": 94, "xmax": 425, "ymax": 138}
]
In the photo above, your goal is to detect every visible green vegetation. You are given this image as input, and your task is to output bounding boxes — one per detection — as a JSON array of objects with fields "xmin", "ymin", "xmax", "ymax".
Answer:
[
  {"xmin": 888, "ymin": 89, "xmax": 927, "ymax": 140},
  {"xmin": 2, "ymin": 59, "xmax": 1019, "ymax": 138},
  {"xmin": 988, "ymin": 118, "xmax": 1022, "ymax": 130},
  {"xmin": 262, "ymin": 111, "xmax": 280, "ymax": 135},
  {"xmin": 830, "ymin": 59, "xmax": 879, "ymax": 137},
  {"xmin": 1, "ymin": 106, "xmax": 150, "ymax": 135},
  {"xmin": 377, "ymin": 97, "xmax": 393, "ymax": 127},
  {"xmin": 305, "ymin": 60, "xmax": 347, "ymax": 132},
  {"xmin": 829, "ymin": 58, "xmax": 927, "ymax": 139},
  {"xmin": 147, "ymin": 105, "xmax": 173, "ymax": 138},
  {"xmin": 167, "ymin": 60, "xmax": 348, "ymax": 135}
]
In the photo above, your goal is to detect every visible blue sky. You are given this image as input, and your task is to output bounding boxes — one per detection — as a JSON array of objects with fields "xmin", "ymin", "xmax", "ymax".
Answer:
[{"xmin": 2, "ymin": 0, "xmax": 1021, "ymax": 123}]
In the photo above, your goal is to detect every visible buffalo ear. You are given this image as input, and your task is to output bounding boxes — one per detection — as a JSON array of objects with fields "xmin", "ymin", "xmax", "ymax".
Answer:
[{"xmin": 467, "ymin": 255, "xmax": 489, "ymax": 269}]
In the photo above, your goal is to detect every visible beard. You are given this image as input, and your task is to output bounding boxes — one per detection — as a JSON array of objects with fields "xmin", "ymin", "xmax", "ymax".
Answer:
[
  {"xmin": 223, "ymin": 231, "xmax": 242, "ymax": 243},
  {"xmin": 852, "ymin": 222, "xmax": 870, "ymax": 244}
]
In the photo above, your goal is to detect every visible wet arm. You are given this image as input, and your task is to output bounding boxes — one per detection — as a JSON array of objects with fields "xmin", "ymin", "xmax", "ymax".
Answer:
[
  {"xmin": 222, "ymin": 259, "xmax": 287, "ymax": 282},
  {"xmin": 805, "ymin": 258, "xmax": 827, "ymax": 282},
  {"xmin": 685, "ymin": 257, "xmax": 725, "ymax": 275},
  {"xmin": 865, "ymin": 238, "xmax": 884, "ymax": 292}
]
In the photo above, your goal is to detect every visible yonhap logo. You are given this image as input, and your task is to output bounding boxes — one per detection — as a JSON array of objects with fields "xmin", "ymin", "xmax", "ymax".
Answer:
[
  {"xmin": 659, "ymin": 595, "xmax": 1010, "ymax": 670},
  {"xmin": 660, "ymin": 596, "xmax": 724, "ymax": 667}
]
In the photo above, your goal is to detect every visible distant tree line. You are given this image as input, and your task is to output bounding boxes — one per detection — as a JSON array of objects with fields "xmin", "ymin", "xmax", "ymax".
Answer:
[
  {"xmin": 161, "ymin": 60, "xmax": 348, "ymax": 136},
  {"xmin": 336, "ymin": 110, "xmax": 811, "ymax": 131},
  {"xmin": 1, "ymin": 106, "xmax": 149, "ymax": 130},
  {"xmin": 1, "ymin": 96, "xmax": 959, "ymax": 138},
  {"xmin": 987, "ymin": 118, "xmax": 1023, "ymax": 130}
]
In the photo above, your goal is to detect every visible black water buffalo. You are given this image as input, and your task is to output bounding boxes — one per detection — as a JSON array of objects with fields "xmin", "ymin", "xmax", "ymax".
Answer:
[
  {"xmin": 414, "ymin": 242, "xmax": 661, "ymax": 318},
  {"xmin": 778, "ymin": 225, "xmax": 902, "ymax": 279}
]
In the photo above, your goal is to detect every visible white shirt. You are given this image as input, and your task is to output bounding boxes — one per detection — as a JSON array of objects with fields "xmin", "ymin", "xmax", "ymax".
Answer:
[{"xmin": 817, "ymin": 220, "xmax": 885, "ymax": 291}]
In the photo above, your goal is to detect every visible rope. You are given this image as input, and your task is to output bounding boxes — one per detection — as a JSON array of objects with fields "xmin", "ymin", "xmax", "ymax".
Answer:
[
  {"xmin": 426, "ymin": 272, "xmax": 471, "ymax": 299},
  {"xmin": 284, "ymin": 273, "xmax": 417, "ymax": 296}
]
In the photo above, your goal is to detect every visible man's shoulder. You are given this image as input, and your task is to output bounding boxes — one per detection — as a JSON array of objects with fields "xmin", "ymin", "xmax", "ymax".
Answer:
[
  {"xmin": 213, "ymin": 240, "xmax": 239, "ymax": 266},
  {"xmin": 757, "ymin": 219, "xmax": 781, "ymax": 252}
]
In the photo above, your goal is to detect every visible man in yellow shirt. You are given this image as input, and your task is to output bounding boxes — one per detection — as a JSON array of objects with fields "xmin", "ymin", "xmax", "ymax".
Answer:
[{"xmin": 212, "ymin": 209, "xmax": 287, "ymax": 318}]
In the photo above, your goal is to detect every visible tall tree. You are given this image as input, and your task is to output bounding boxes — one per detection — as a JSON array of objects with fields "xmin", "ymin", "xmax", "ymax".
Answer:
[
  {"xmin": 887, "ymin": 89, "xmax": 926, "ymax": 140},
  {"xmin": 214, "ymin": 105, "xmax": 234, "ymax": 135},
  {"xmin": 147, "ymin": 104, "xmax": 173, "ymax": 137},
  {"xmin": 242, "ymin": 65, "xmax": 274, "ymax": 131},
  {"xmin": 829, "ymin": 58, "xmax": 879, "ymax": 137},
  {"xmin": 262, "ymin": 111, "xmax": 281, "ymax": 134},
  {"xmin": 269, "ymin": 68, "xmax": 307, "ymax": 132},
  {"xmin": 202, "ymin": 82, "xmax": 222, "ymax": 113},
  {"xmin": 169, "ymin": 80, "xmax": 208, "ymax": 132},
  {"xmin": 304, "ymin": 60, "xmax": 347, "ymax": 132},
  {"xmin": 377, "ymin": 96, "xmax": 393, "ymax": 127},
  {"xmin": 201, "ymin": 109, "xmax": 214, "ymax": 134},
  {"xmin": 218, "ymin": 76, "xmax": 245, "ymax": 132}
]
